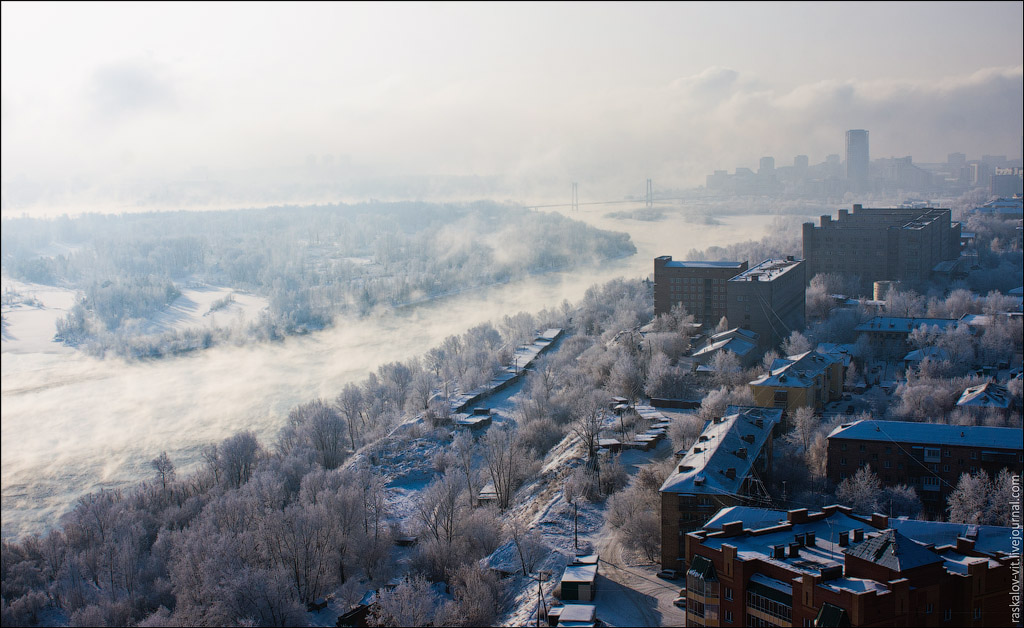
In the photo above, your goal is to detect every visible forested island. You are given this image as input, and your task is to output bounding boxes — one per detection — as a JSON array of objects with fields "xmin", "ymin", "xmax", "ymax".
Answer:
[{"xmin": 1, "ymin": 202, "xmax": 635, "ymax": 358}]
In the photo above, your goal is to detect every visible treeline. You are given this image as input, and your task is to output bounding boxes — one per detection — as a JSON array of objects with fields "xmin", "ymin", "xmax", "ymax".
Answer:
[{"xmin": 1, "ymin": 202, "xmax": 636, "ymax": 358}]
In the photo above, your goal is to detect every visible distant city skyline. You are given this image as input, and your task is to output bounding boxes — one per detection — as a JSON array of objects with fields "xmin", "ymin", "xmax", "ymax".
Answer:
[{"xmin": 2, "ymin": 2, "xmax": 1022, "ymax": 208}]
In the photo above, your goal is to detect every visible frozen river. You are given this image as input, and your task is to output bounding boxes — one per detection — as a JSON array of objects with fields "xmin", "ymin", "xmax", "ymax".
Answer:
[{"xmin": 1, "ymin": 204, "xmax": 800, "ymax": 538}]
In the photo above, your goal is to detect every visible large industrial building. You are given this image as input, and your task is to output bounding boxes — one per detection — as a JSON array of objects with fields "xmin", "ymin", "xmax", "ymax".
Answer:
[{"xmin": 802, "ymin": 204, "xmax": 962, "ymax": 289}]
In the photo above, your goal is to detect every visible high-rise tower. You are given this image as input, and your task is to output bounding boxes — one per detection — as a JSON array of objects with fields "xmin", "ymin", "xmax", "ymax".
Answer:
[{"xmin": 845, "ymin": 129, "xmax": 869, "ymax": 191}]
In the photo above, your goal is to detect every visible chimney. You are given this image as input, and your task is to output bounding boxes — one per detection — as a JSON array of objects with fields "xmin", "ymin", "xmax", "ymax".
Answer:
[
  {"xmin": 806, "ymin": 531, "xmax": 816, "ymax": 547},
  {"xmin": 725, "ymin": 468, "xmax": 737, "ymax": 480},
  {"xmin": 956, "ymin": 537, "xmax": 976, "ymax": 553},
  {"xmin": 788, "ymin": 543, "xmax": 800, "ymax": 558},
  {"xmin": 742, "ymin": 434, "xmax": 756, "ymax": 444},
  {"xmin": 755, "ymin": 418, "xmax": 764, "ymax": 428},
  {"xmin": 693, "ymin": 447, "xmax": 703, "ymax": 454},
  {"xmin": 772, "ymin": 545, "xmax": 786, "ymax": 559},
  {"xmin": 721, "ymin": 521, "xmax": 743, "ymax": 537},
  {"xmin": 839, "ymin": 531, "xmax": 850, "ymax": 547},
  {"xmin": 787, "ymin": 509, "xmax": 810, "ymax": 524},
  {"xmin": 852, "ymin": 529, "xmax": 864, "ymax": 542},
  {"xmin": 870, "ymin": 513, "xmax": 889, "ymax": 528},
  {"xmin": 820, "ymin": 565, "xmax": 843, "ymax": 581},
  {"xmin": 735, "ymin": 447, "xmax": 748, "ymax": 459},
  {"xmin": 795, "ymin": 533, "xmax": 806, "ymax": 547}
]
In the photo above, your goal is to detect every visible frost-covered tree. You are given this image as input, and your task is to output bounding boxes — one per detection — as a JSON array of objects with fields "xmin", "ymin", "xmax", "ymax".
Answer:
[
  {"xmin": 836, "ymin": 466, "xmax": 881, "ymax": 514},
  {"xmin": 947, "ymin": 471, "xmax": 992, "ymax": 525}
]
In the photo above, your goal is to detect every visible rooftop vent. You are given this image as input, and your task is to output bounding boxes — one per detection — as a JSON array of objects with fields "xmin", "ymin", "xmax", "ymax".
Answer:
[
  {"xmin": 693, "ymin": 446, "xmax": 703, "ymax": 454},
  {"xmin": 852, "ymin": 529, "xmax": 864, "ymax": 542},
  {"xmin": 806, "ymin": 531, "xmax": 816, "ymax": 547},
  {"xmin": 820, "ymin": 565, "xmax": 843, "ymax": 581},
  {"xmin": 742, "ymin": 434, "xmax": 756, "ymax": 444},
  {"xmin": 839, "ymin": 531, "xmax": 850, "ymax": 547},
  {"xmin": 699, "ymin": 435, "xmax": 710, "ymax": 442},
  {"xmin": 788, "ymin": 543, "xmax": 800, "ymax": 558},
  {"xmin": 735, "ymin": 448, "xmax": 748, "ymax": 459},
  {"xmin": 679, "ymin": 465, "xmax": 695, "ymax": 473},
  {"xmin": 795, "ymin": 533, "xmax": 806, "ymax": 547},
  {"xmin": 725, "ymin": 468, "xmax": 737, "ymax": 479},
  {"xmin": 772, "ymin": 545, "xmax": 786, "ymax": 559}
]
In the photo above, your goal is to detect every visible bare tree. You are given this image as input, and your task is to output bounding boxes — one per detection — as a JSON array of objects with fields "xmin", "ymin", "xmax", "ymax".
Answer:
[
  {"xmin": 836, "ymin": 466, "xmax": 881, "ymax": 514},
  {"xmin": 482, "ymin": 426, "xmax": 522, "ymax": 510},
  {"xmin": 785, "ymin": 407, "xmax": 817, "ymax": 453},
  {"xmin": 219, "ymin": 431, "xmax": 261, "ymax": 489},
  {"xmin": 369, "ymin": 576, "xmax": 437, "ymax": 627},
  {"xmin": 505, "ymin": 519, "xmax": 547, "ymax": 577},
  {"xmin": 151, "ymin": 451, "xmax": 176, "ymax": 492},
  {"xmin": 335, "ymin": 383, "xmax": 365, "ymax": 451}
]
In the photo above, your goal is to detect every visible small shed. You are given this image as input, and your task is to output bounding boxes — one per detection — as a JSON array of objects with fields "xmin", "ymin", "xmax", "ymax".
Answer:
[
  {"xmin": 559, "ymin": 563, "xmax": 598, "ymax": 602},
  {"xmin": 478, "ymin": 482, "xmax": 498, "ymax": 503},
  {"xmin": 597, "ymin": 438, "xmax": 622, "ymax": 453}
]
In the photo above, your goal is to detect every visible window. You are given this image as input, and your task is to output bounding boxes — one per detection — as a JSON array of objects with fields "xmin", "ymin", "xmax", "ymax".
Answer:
[
  {"xmin": 943, "ymin": 464, "xmax": 950, "ymax": 472},
  {"xmin": 872, "ymin": 453, "xmax": 878, "ymax": 460},
  {"xmin": 926, "ymin": 603, "xmax": 933, "ymax": 614},
  {"xmin": 884, "ymin": 460, "xmax": 891, "ymax": 468},
  {"xmin": 923, "ymin": 476, "xmax": 941, "ymax": 491},
  {"xmin": 725, "ymin": 587, "xmax": 733, "ymax": 601},
  {"xmin": 724, "ymin": 609, "xmax": 733, "ymax": 623},
  {"xmin": 859, "ymin": 445, "xmax": 867, "ymax": 452},
  {"xmin": 974, "ymin": 608, "xmax": 981, "ymax": 620},
  {"xmin": 840, "ymin": 457, "xmax": 847, "ymax": 466},
  {"xmin": 885, "ymin": 446, "xmax": 892, "ymax": 453},
  {"xmin": 924, "ymin": 447, "xmax": 941, "ymax": 462},
  {"xmin": 943, "ymin": 450, "xmax": 950, "ymax": 457},
  {"xmin": 971, "ymin": 451, "xmax": 978, "ymax": 460},
  {"xmin": 944, "ymin": 609, "xmax": 951, "ymax": 621},
  {"xmin": 840, "ymin": 443, "xmax": 847, "ymax": 451}
]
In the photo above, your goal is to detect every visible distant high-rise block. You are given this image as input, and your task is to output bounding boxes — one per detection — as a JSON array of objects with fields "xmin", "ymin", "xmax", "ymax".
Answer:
[
  {"xmin": 758, "ymin": 156, "xmax": 775, "ymax": 175},
  {"xmin": 845, "ymin": 129, "xmax": 869, "ymax": 190},
  {"xmin": 794, "ymin": 155, "xmax": 809, "ymax": 170}
]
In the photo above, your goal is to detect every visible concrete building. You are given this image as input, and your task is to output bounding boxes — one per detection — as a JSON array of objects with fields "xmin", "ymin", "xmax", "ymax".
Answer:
[
  {"xmin": 725, "ymin": 257, "xmax": 805, "ymax": 351},
  {"xmin": 826, "ymin": 420, "xmax": 1024, "ymax": 517},
  {"xmin": 852, "ymin": 316, "xmax": 958, "ymax": 358},
  {"xmin": 748, "ymin": 350, "xmax": 843, "ymax": 413},
  {"xmin": 683, "ymin": 505, "xmax": 1021, "ymax": 627},
  {"xmin": 691, "ymin": 328, "xmax": 760, "ymax": 367},
  {"xmin": 653, "ymin": 256, "xmax": 748, "ymax": 324},
  {"xmin": 660, "ymin": 406, "xmax": 782, "ymax": 571},
  {"xmin": 802, "ymin": 204, "xmax": 962, "ymax": 289},
  {"xmin": 845, "ymin": 130, "xmax": 869, "ymax": 191}
]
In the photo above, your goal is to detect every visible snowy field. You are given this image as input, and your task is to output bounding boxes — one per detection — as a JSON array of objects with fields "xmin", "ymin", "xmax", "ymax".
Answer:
[{"xmin": 1, "ymin": 276, "xmax": 268, "ymax": 355}]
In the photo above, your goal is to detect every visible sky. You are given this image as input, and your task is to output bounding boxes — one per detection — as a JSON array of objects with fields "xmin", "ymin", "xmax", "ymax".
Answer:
[{"xmin": 2, "ymin": 1, "xmax": 1022, "ymax": 207}]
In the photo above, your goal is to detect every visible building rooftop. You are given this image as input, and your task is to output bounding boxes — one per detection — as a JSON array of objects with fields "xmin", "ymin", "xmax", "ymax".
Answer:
[
  {"xmin": 854, "ymin": 316, "xmax": 958, "ymax": 334},
  {"xmin": 658, "ymin": 257, "xmax": 748, "ymax": 269},
  {"xmin": 903, "ymin": 346, "xmax": 949, "ymax": 363},
  {"xmin": 749, "ymin": 350, "xmax": 840, "ymax": 388},
  {"xmin": 561, "ymin": 563, "xmax": 598, "ymax": 584},
  {"xmin": 826, "ymin": 419, "xmax": 1023, "ymax": 451},
  {"xmin": 661, "ymin": 406, "xmax": 782, "ymax": 495},
  {"xmin": 692, "ymin": 335, "xmax": 758, "ymax": 359},
  {"xmin": 692, "ymin": 505, "xmax": 1021, "ymax": 594},
  {"xmin": 729, "ymin": 258, "xmax": 802, "ymax": 282},
  {"xmin": 957, "ymin": 382, "xmax": 1012, "ymax": 409}
]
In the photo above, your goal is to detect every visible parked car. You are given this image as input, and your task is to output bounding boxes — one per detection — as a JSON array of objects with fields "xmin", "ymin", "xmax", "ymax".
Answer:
[
  {"xmin": 673, "ymin": 596, "xmax": 687, "ymax": 610},
  {"xmin": 656, "ymin": 569, "xmax": 680, "ymax": 580}
]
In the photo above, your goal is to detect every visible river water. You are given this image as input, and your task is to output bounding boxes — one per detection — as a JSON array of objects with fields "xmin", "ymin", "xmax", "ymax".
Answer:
[{"xmin": 0, "ymin": 205, "xmax": 796, "ymax": 538}]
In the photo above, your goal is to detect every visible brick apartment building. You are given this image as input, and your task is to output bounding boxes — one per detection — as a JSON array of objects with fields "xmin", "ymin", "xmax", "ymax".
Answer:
[
  {"xmin": 802, "ymin": 204, "xmax": 962, "ymax": 289},
  {"xmin": 826, "ymin": 420, "xmax": 1023, "ymax": 517},
  {"xmin": 684, "ymin": 505, "xmax": 1020, "ymax": 627},
  {"xmin": 726, "ymin": 257, "xmax": 806, "ymax": 351},
  {"xmin": 653, "ymin": 256, "xmax": 748, "ymax": 324},
  {"xmin": 660, "ymin": 406, "xmax": 782, "ymax": 572}
]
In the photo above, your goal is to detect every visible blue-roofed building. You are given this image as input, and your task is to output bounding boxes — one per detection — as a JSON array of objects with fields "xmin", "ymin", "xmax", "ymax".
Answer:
[
  {"xmin": 826, "ymin": 420, "xmax": 1023, "ymax": 516},
  {"xmin": 684, "ymin": 505, "xmax": 1020, "ymax": 628}
]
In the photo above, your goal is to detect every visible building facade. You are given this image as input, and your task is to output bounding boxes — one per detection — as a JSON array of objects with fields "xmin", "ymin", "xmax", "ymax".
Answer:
[
  {"xmin": 684, "ymin": 505, "xmax": 1020, "ymax": 627},
  {"xmin": 660, "ymin": 406, "xmax": 782, "ymax": 571},
  {"xmin": 725, "ymin": 257, "xmax": 806, "ymax": 351},
  {"xmin": 802, "ymin": 204, "xmax": 962, "ymax": 289},
  {"xmin": 826, "ymin": 420, "xmax": 1024, "ymax": 517},
  {"xmin": 748, "ymin": 350, "xmax": 844, "ymax": 413},
  {"xmin": 653, "ymin": 256, "xmax": 748, "ymax": 324}
]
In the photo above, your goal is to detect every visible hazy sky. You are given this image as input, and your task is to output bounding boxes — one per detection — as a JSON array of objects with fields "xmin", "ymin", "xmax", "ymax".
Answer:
[{"xmin": 2, "ymin": 1, "xmax": 1022, "ymax": 198}]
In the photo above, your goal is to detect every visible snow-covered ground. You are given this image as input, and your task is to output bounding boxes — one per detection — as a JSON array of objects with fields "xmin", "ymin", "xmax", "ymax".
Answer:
[
  {"xmin": 1, "ymin": 278, "xmax": 77, "ymax": 354},
  {"xmin": 1, "ymin": 276, "xmax": 268, "ymax": 355},
  {"xmin": 139, "ymin": 283, "xmax": 268, "ymax": 336}
]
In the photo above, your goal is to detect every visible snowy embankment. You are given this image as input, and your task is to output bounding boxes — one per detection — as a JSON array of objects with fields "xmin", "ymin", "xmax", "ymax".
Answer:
[{"xmin": 1, "ymin": 276, "xmax": 267, "ymax": 355}]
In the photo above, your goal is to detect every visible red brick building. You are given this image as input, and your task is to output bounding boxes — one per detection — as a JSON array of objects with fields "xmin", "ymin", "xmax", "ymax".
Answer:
[
  {"xmin": 685, "ymin": 505, "xmax": 1020, "ymax": 627},
  {"xmin": 654, "ymin": 256, "xmax": 748, "ymax": 324},
  {"xmin": 826, "ymin": 420, "xmax": 1023, "ymax": 517}
]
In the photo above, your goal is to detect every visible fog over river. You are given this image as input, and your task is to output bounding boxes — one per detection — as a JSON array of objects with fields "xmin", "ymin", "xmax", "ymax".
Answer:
[{"xmin": 1, "ymin": 207, "xmax": 796, "ymax": 538}]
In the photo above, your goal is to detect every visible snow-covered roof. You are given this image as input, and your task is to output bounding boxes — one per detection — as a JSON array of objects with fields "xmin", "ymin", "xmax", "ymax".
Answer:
[
  {"xmin": 561, "ymin": 563, "xmax": 597, "ymax": 584},
  {"xmin": 902, "ymin": 346, "xmax": 949, "ymax": 363},
  {"xmin": 729, "ymin": 258, "xmax": 802, "ymax": 282},
  {"xmin": 826, "ymin": 420, "xmax": 1023, "ymax": 451},
  {"xmin": 692, "ymin": 335, "xmax": 757, "ymax": 358},
  {"xmin": 749, "ymin": 350, "xmax": 840, "ymax": 389},
  {"xmin": 695, "ymin": 506, "xmax": 1019, "ymax": 592},
  {"xmin": 660, "ymin": 406, "xmax": 781, "ymax": 495},
  {"xmin": 957, "ymin": 382, "xmax": 1012, "ymax": 409},
  {"xmin": 815, "ymin": 343, "xmax": 854, "ymax": 367},
  {"xmin": 844, "ymin": 529, "xmax": 943, "ymax": 571},
  {"xmin": 661, "ymin": 260, "xmax": 747, "ymax": 269},
  {"xmin": 555, "ymin": 603, "xmax": 597, "ymax": 624},
  {"xmin": 854, "ymin": 317, "xmax": 958, "ymax": 334}
]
